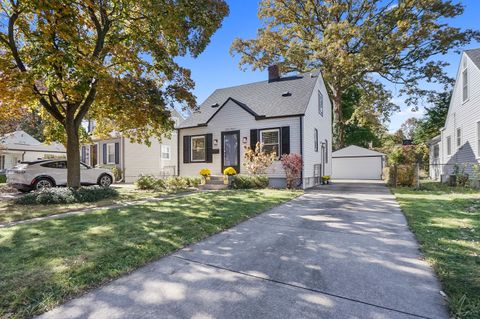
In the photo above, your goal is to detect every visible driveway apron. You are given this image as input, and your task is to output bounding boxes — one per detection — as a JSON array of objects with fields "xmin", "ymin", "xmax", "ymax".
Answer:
[{"xmin": 38, "ymin": 182, "xmax": 449, "ymax": 319}]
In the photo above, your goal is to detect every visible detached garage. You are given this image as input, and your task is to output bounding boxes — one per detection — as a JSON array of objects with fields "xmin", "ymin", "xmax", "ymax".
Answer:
[{"xmin": 332, "ymin": 145, "xmax": 385, "ymax": 180}]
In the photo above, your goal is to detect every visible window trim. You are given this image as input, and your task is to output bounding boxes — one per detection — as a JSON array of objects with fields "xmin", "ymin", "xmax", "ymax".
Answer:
[
  {"xmin": 462, "ymin": 59, "xmax": 469, "ymax": 103},
  {"xmin": 260, "ymin": 128, "xmax": 281, "ymax": 159},
  {"xmin": 191, "ymin": 135, "xmax": 206, "ymax": 162},
  {"xmin": 161, "ymin": 145, "xmax": 171, "ymax": 160},
  {"xmin": 314, "ymin": 128, "xmax": 319, "ymax": 152},
  {"xmin": 456, "ymin": 127, "xmax": 462, "ymax": 148},
  {"xmin": 318, "ymin": 90, "xmax": 324, "ymax": 117},
  {"xmin": 446, "ymin": 135, "xmax": 452, "ymax": 156},
  {"xmin": 106, "ymin": 143, "xmax": 116, "ymax": 164}
]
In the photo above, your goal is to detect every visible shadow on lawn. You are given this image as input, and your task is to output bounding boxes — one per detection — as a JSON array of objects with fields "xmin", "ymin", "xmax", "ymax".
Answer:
[{"xmin": 0, "ymin": 190, "xmax": 290, "ymax": 318}]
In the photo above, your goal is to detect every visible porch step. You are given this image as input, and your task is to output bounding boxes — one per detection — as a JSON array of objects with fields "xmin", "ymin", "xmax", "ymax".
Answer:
[
  {"xmin": 199, "ymin": 183, "xmax": 229, "ymax": 190},
  {"xmin": 208, "ymin": 175, "xmax": 224, "ymax": 182}
]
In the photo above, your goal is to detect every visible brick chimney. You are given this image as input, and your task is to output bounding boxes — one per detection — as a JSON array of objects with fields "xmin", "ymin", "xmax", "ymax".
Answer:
[{"xmin": 268, "ymin": 65, "xmax": 280, "ymax": 82}]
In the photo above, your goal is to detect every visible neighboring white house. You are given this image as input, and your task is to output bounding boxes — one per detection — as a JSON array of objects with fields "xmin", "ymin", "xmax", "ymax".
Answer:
[
  {"xmin": 81, "ymin": 109, "xmax": 183, "ymax": 183},
  {"xmin": 429, "ymin": 48, "xmax": 480, "ymax": 180},
  {"xmin": 332, "ymin": 145, "xmax": 385, "ymax": 180},
  {"xmin": 0, "ymin": 131, "xmax": 66, "ymax": 171},
  {"xmin": 177, "ymin": 66, "xmax": 332, "ymax": 189}
]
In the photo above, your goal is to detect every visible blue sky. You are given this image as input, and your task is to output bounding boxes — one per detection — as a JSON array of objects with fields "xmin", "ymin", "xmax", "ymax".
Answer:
[{"xmin": 177, "ymin": 0, "xmax": 480, "ymax": 132}]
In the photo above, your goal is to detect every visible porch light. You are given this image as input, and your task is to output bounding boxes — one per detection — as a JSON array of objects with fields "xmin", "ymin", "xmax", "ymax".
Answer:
[
  {"xmin": 214, "ymin": 139, "xmax": 218, "ymax": 146},
  {"xmin": 242, "ymin": 137, "xmax": 248, "ymax": 144}
]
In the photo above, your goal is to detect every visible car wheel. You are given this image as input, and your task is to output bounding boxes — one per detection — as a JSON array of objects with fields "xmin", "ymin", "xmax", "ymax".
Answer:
[
  {"xmin": 98, "ymin": 174, "xmax": 113, "ymax": 187},
  {"xmin": 34, "ymin": 178, "xmax": 53, "ymax": 191}
]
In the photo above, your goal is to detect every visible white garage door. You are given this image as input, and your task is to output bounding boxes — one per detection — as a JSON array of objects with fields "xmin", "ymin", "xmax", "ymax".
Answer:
[{"xmin": 332, "ymin": 156, "xmax": 383, "ymax": 180}]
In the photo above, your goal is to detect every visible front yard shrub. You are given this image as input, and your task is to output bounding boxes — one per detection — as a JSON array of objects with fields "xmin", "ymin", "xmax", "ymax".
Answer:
[
  {"xmin": 165, "ymin": 176, "xmax": 189, "ymax": 191},
  {"xmin": 183, "ymin": 176, "xmax": 201, "ymax": 187},
  {"xmin": 281, "ymin": 153, "xmax": 302, "ymax": 189},
  {"xmin": 0, "ymin": 174, "xmax": 6, "ymax": 183},
  {"xmin": 135, "ymin": 175, "xmax": 165, "ymax": 190},
  {"xmin": 232, "ymin": 175, "xmax": 269, "ymax": 189},
  {"xmin": 15, "ymin": 186, "xmax": 119, "ymax": 205}
]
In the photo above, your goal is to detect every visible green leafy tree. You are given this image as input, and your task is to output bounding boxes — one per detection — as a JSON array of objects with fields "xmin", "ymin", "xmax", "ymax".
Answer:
[
  {"xmin": 0, "ymin": 0, "xmax": 228, "ymax": 187},
  {"xmin": 412, "ymin": 90, "xmax": 451, "ymax": 144},
  {"xmin": 400, "ymin": 117, "xmax": 420, "ymax": 140},
  {"xmin": 230, "ymin": 0, "xmax": 479, "ymax": 148}
]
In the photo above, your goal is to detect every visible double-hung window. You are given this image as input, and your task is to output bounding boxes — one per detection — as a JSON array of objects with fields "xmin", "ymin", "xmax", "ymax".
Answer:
[
  {"xmin": 107, "ymin": 143, "xmax": 116, "ymax": 164},
  {"xmin": 456, "ymin": 128, "xmax": 462, "ymax": 148},
  {"xmin": 477, "ymin": 121, "xmax": 480, "ymax": 157},
  {"xmin": 260, "ymin": 129, "xmax": 280, "ymax": 157},
  {"xmin": 446, "ymin": 136, "xmax": 452, "ymax": 156},
  {"xmin": 191, "ymin": 136, "xmax": 206, "ymax": 161},
  {"xmin": 318, "ymin": 90, "xmax": 324, "ymax": 116},
  {"xmin": 462, "ymin": 58, "xmax": 468, "ymax": 102},
  {"xmin": 314, "ymin": 129, "xmax": 319, "ymax": 152},
  {"xmin": 161, "ymin": 145, "xmax": 171, "ymax": 160}
]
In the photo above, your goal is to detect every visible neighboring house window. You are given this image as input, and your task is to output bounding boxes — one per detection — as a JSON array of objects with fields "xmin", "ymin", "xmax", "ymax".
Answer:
[
  {"xmin": 191, "ymin": 136, "xmax": 206, "ymax": 161},
  {"xmin": 433, "ymin": 145, "xmax": 439, "ymax": 159},
  {"xmin": 318, "ymin": 90, "xmax": 323, "ymax": 116},
  {"xmin": 477, "ymin": 121, "xmax": 480, "ymax": 157},
  {"xmin": 325, "ymin": 140, "xmax": 328, "ymax": 163},
  {"xmin": 107, "ymin": 143, "xmax": 116, "ymax": 164},
  {"xmin": 446, "ymin": 136, "xmax": 452, "ymax": 156},
  {"xmin": 456, "ymin": 128, "xmax": 462, "ymax": 148},
  {"xmin": 161, "ymin": 145, "xmax": 171, "ymax": 160},
  {"xmin": 314, "ymin": 128, "xmax": 319, "ymax": 152},
  {"xmin": 463, "ymin": 58, "xmax": 468, "ymax": 102},
  {"xmin": 260, "ymin": 129, "xmax": 280, "ymax": 157},
  {"xmin": 0, "ymin": 155, "xmax": 4, "ymax": 170}
]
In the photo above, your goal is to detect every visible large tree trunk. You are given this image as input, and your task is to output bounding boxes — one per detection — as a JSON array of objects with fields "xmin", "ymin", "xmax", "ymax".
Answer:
[
  {"xmin": 332, "ymin": 92, "xmax": 345, "ymax": 150},
  {"xmin": 65, "ymin": 115, "xmax": 81, "ymax": 188}
]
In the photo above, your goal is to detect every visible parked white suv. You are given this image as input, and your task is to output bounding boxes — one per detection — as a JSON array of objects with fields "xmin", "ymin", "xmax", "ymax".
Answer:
[{"xmin": 7, "ymin": 160, "xmax": 114, "ymax": 192}]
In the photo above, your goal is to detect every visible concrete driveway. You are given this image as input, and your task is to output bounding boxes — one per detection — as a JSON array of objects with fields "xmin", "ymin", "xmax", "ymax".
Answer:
[{"xmin": 38, "ymin": 182, "xmax": 448, "ymax": 319}]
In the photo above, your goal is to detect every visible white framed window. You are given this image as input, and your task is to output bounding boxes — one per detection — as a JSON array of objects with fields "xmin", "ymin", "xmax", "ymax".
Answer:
[
  {"xmin": 446, "ymin": 136, "xmax": 452, "ymax": 156},
  {"xmin": 0, "ymin": 155, "xmax": 4, "ymax": 170},
  {"xmin": 477, "ymin": 121, "xmax": 480, "ymax": 158},
  {"xmin": 318, "ymin": 90, "xmax": 324, "ymax": 116},
  {"xmin": 314, "ymin": 128, "xmax": 319, "ymax": 152},
  {"xmin": 260, "ymin": 129, "xmax": 280, "ymax": 157},
  {"xmin": 107, "ymin": 143, "xmax": 116, "ymax": 164},
  {"xmin": 456, "ymin": 128, "xmax": 462, "ymax": 148},
  {"xmin": 433, "ymin": 144, "xmax": 440, "ymax": 159},
  {"xmin": 161, "ymin": 145, "xmax": 171, "ymax": 160},
  {"xmin": 191, "ymin": 136, "xmax": 206, "ymax": 162},
  {"xmin": 462, "ymin": 58, "xmax": 468, "ymax": 102}
]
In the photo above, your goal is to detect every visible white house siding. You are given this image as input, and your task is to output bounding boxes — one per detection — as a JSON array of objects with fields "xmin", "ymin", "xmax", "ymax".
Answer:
[
  {"xmin": 178, "ymin": 99, "xmax": 301, "ymax": 182},
  {"xmin": 436, "ymin": 52, "xmax": 480, "ymax": 179},
  {"xmin": 123, "ymin": 134, "xmax": 178, "ymax": 183},
  {"xmin": 302, "ymin": 74, "xmax": 333, "ymax": 188}
]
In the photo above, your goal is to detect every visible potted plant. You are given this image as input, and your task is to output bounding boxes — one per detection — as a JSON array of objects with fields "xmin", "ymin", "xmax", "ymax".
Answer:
[
  {"xmin": 223, "ymin": 167, "xmax": 237, "ymax": 185},
  {"xmin": 199, "ymin": 168, "xmax": 211, "ymax": 185},
  {"xmin": 321, "ymin": 175, "xmax": 331, "ymax": 185}
]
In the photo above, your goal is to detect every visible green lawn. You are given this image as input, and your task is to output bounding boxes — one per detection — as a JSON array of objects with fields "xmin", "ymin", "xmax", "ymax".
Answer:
[
  {"xmin": 393, "ymin": 182, "xmax": 480, "ymax": 319},
  {"xmin": 0, "ymin": 185, "xmax": 169, "ymax": 224},
  {"xmin": 0, "ymin": 189, "xmax": 301, "ymax": 318}
]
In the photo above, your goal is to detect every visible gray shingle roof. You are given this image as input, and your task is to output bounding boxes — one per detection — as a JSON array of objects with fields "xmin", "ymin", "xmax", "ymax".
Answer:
[
  {"xmin": 466, "ymin": 48, "xmax": 480, "ymax": 69},
  {"xmin": 179, "ymin": 72, "xmax": 320, "ymax": 128}
]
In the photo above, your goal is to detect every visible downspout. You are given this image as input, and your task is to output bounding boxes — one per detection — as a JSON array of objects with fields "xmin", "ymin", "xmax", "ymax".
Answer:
[
  {"xmin": 299, "ymin": 115, "xmax": 303, "ymax": 188},
  {"xmin": 177, "ymin": 128, "xmax": 181, "ymax": 176}
]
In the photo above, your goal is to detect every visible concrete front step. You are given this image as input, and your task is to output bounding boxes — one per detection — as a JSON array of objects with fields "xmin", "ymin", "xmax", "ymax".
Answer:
[{"xmin": 199, "ymin": 183, "xmax": 229, "ymax": 190}]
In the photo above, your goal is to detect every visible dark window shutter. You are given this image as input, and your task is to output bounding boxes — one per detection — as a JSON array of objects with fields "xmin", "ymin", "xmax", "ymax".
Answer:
[
  {"xmin": 81, "ymin": 146, "xmax": 86, "ymax": 162},
  {"xmin": 206, "ymin": 134, "xmax": 213, "ymax": 163},
  {"xmin": 115, "ymin": 142, "xmax": 120, "ymax": 164},
  {"xmin": 281, "ymin": 126, "xmax": 290, "ymax": 155},
  {"xmin": 102, "ymin": 143, "xmax": 107, "ymax": 164},
  {"xmin": 183, "ymin": 136, "xmax": 191, "ymax": 163},
  {"xmin": 325, "ymin": 140, "xmax": 328, "ymax": 163},
  {"xmin": 250, "ymin": 129, "xmax": 258, "ymax": 150}
]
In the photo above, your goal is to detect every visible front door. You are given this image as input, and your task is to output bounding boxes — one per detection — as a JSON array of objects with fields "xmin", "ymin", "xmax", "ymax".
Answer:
[{"xmin": 222, "ymin": 131, "xmax": 240, "ymax": 173}]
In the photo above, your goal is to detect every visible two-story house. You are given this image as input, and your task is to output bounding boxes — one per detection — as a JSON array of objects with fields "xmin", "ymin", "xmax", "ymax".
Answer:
[{"xmin": 429, "ymin": 48, "xmax": 480, "ymax": 180}]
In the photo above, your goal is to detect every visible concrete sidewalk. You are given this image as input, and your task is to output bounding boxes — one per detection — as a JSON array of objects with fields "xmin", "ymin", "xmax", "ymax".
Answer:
[{"xmin": 38, "ymin": 182, "xmax": 449, "ymax": 319}]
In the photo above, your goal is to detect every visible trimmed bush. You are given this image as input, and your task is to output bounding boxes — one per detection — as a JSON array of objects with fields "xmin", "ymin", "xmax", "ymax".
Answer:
[
  {"xmin": 232, "ymin": 175, "xmax": 269, "ymax": 189},
  {"xmin": 0, "ymin": 174, "xmax": 6, "ymax": 183},
  {"xmin": 15, "ymin": 186, "xmax": 119, "ymax": 205}
]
